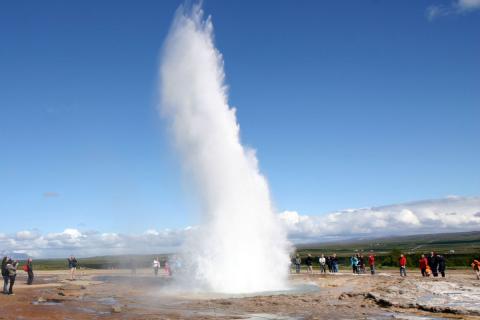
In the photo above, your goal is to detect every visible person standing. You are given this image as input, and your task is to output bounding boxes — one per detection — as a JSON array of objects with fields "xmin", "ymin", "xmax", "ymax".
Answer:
[
  {"xmin": 319, "ymin": 254, "xmax": 326, "ymax": 273},
  {"xmin": 326, "ymin": 255, "xmax": 332, "ymax": 273},
  {"xmin": 294, "ymin": 255, "xmax": 301, "ymax": 274},
  {"xmin": 1, "ymin": 257, "xmax": 9, "ymax": 294},
  {"xmin": 471, "ymin": 258, "xmax": 480, "ymax": 280},
  {"xmin": 437, "ymin": 254, "xmax": 446, "ymax": 278},
  {"xmin": 368, "ymin": 252, "xmax": 376, "ymax": 275},
  {"xmin": 305, "ymin": 254, "xmax": 313, "ymax": 274},
  {"xmin": 25, "ymin": 258, "xmax": 34, "ymax": 285},
  {"xmin": 359, "ymin": 254, "xmax": 365, "ymax": 273},
  {"xmin": 399, "ymin": 254, "xmax": 407, "ymax": 277},
  {"xmin": 164, "ymin": 259, "xmax": 172, "ymax": 276},
  {"xmin": 153, "ymin": 257, "xmax": 160, "ymax": 276},
  {"xmin": 6, "ymin": 259, "xmax": 17, "ymax": 295},
  {"xmin": 331, "ymin": 254, "xmax": 339, "ymax": 273},
  {"xmin": 68, "ymin": 256, "xmax": 78, "ymax": 280},
  {"xmin": 419, "ymin": 254, "xmax": 429, "ymax": 277},
  {"xmin": 350, "ymin": 254, "xmax": 359, "ymax": 274},
  {"xmin": 428, "ymin": 252, "xmax": 438, "ymax": 277}
]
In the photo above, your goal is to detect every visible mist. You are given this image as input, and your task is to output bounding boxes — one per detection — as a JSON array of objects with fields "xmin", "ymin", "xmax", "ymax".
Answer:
[{"xmin": 159, "ymin": 4, "xmax": 291, "ymax": 293}]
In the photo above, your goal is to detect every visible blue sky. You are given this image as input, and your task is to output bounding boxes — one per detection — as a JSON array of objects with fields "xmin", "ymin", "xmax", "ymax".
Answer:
[{"xmin": 1, "ymin": 0, "xmax": 479, "ymax": 235}]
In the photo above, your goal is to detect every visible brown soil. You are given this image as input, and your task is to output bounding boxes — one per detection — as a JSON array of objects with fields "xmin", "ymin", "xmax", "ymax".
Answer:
[{"xmin": 0, "ymin": 269, "xmax": 479, "ymax": 319}]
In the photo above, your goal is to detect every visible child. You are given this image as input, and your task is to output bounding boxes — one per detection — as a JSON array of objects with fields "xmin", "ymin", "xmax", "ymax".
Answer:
[{"xmin": 425, "ymin": 265, "xmax": 432, "ymax": 277}]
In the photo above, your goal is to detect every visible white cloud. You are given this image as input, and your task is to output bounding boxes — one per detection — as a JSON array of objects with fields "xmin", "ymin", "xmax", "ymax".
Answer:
[
  {"xmin": 1, "ymin": 196, "xmax": 479, "ymax": 258},
  {"xmin": 0, "ymin": 228, "xmax": 188, "ymax": 258},
  {"xmin": 279, "ymin": 196, "xmax": 480, "ymax": 242},
  {"xmin": 458, "ymin": 0, "xmax": 480, "ymax": 10},
  {"xmin": 427, "ymin": 0, "xmax": 480, "ymax": 20}
]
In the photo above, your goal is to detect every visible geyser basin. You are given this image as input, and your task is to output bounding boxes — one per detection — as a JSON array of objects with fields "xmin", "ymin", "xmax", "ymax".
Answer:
[
  {"xmin": 159, "ymin": 3, "xmax": 291, "ymax": 293},
  {"xmin": 154, "ymin": 283, "xmax": 321, "ymax": 300}
]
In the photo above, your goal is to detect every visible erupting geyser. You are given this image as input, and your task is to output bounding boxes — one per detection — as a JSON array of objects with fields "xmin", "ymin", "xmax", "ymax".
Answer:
[{"xmin": 159, "ymin": 4, "xmax": 291, "ymax": 293}]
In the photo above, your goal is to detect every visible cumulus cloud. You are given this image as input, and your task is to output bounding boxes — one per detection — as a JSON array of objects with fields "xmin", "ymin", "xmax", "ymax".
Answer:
[
  {"xmin": 280, "ymin": 196, "xmax": 480, "ymax": 243},
  {"xmin": 0, "ymin": 228, "xmax": 189, "ymax": 258},
  {"xmin": 2, "ymin": 196, "xmax": 479, "ymax": 258},
  {"xmin": 427, "ymin": 0, "xmax": 480, "ymax": 20}
]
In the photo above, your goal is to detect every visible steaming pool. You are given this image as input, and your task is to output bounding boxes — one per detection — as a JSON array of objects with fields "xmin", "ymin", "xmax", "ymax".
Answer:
[{"xmin": 93, "ymin": 275, "xmax": 320, "ymax": 299}]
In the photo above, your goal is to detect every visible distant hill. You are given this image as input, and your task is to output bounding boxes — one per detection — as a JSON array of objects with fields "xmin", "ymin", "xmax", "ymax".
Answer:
[
  {"xmin": 0, "ymin": 251, "xmax": 29, "ymax": 260},
  {"xmin": 296, "ymin": 231, "xmax": 480, "ymax": 256}
]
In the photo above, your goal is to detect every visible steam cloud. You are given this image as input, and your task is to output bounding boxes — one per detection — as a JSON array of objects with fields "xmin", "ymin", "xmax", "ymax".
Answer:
[{"xmin": 158, "ymin": 4, "xmax": 291, "ymax": 293}]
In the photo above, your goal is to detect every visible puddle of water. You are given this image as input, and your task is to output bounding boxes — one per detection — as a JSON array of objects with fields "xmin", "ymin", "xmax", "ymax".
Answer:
[
  {"xmin": 370, "ymin": 313, "xmax": 446, "ymax": 320},
  {"xmin": 247, "ymin": 314, "xmax": 302, "ymax": 320},
  {"xmin": 230, "ymin": 283, "xmax": 320, "ymax": 298},
  {"xmin": 154, "ymin": 283, "xmax": 321, "ymax": 300},
  {"xmin": 74, "ymin": 306, "xmax": 111, "ymax": 316},
  {"xmin": 32, "ymin": 301, "xmax": 62, "ymax": 306},
  {"xmin": 75, "ymin": 306, "xmax": 97, "ymax": 313},
  {"xmin": 97, "ymin": 297, "xmax": 118, "ymax": 305}
]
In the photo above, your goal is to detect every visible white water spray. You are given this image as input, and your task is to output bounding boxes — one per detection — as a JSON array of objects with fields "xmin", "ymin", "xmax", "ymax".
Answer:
[{"xmin": 159, "ymin": 4, "xmax": 290, "ymax": 293}]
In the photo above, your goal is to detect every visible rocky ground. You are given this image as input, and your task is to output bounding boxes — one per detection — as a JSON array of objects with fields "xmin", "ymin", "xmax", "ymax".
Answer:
[{"xmin": 0, "ymin": 269, "xmax": 479, "ymax": 319}]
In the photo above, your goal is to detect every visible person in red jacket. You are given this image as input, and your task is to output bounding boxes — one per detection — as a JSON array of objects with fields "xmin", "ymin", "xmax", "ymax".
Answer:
[
  {"xmin": 368, "ymin": 252, "xmax": 376, "ymax": 275},
  {"xmin": 399, "ymin": 254, "xmax": 407, "ymax": 277},
  {"xmin": 471, "ymin": 258, "xmax": 480, "ymax": 280},
  {"xmin": 419, "ymin": 254, "xmax": 429, "ymax": 277}
]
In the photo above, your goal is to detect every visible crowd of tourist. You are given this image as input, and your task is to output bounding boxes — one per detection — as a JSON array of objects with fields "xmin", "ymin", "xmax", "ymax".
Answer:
[
  {"xmin": 293, "ymin": 253, "xmax": 340, "ymax": 274},
  {"xmin": 418, "ymin": 252, "xmax": 446, "ymax": 277},
  {"xmin": 151, "ymin": 256, "xmax": 183, "ymax": 276},
  {"xmin": 292, "ymin": 251, "xmax": 480, "ymax": 279},
  {"xmin": 1, "ymin": 257, "xmax": 19, "ymax": 295},
  {"xmin": 1, "ymin": 257, "xmax": 36, "ymax": 295}
]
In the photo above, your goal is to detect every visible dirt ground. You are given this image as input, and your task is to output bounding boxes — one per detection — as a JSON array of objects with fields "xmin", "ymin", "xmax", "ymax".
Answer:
[{"xmin": 0, "ymin": 268, "xmax": 479, "ymax": 319}]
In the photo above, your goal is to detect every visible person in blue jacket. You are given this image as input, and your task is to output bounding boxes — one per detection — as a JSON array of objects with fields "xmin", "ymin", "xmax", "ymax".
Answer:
[{"xmin": 350, "ymin": 254, "xmax": 359, "ymax": 274}]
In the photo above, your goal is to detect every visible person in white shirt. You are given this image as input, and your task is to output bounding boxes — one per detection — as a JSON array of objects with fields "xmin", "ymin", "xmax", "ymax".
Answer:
[
  {"xmin": 153, "ymin": 257, "xmax": 160, "ymax": 276},
  {"xmin": 319, "ymin": 254, "xmax": 326, "ymax": 273}
]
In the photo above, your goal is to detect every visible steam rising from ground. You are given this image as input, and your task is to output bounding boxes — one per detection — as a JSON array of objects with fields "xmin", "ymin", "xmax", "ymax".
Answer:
[{"xmin": 159, "ymin": 5, "xmax": 291, "ymax": 293}]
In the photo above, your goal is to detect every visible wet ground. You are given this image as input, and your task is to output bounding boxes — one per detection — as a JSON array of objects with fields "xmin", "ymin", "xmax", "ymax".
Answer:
[{"xmin": 0, "ymin": 269, "xmax": 479, "ymax": 319}]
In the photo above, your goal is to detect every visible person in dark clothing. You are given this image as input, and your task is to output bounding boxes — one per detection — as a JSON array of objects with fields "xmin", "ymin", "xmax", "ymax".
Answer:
[
  {"xmin": 26, "ymin": 258, "xmax": 34, "ymax": 285},
  {"xmin": 305, "ymin": 254, "xmax": 313, "ymax": 273},
  {"xmin": 428, "ymin": 252, "xmax": 439, "ymax": 277},
  {"xmin": 437, "ymin": 254, "xmax": 446, "ymax": 278},
  {"xmin": 68, "ymin": 256, "xmax": 78, "ymax": 280},
  {"xmin": 359, "ymin": 254, "xmax": 365, "ymax": 274},
  {"xmin": 1, "ymin": 257, "xmax": 9, "ymax": 294},
  {"xmin": 326, "ymin": 256, "xmax": 332, "ymax": 273},
  {"xmin": 6, "ymin": 259, "xmax": 17, "ymax": 295},
  {"xmin": 331, "ymin": 254, "xmax": 339, "ymax": 273}
]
